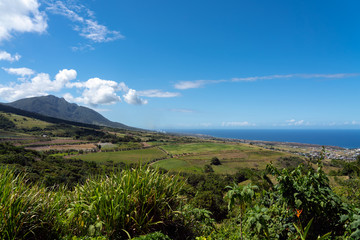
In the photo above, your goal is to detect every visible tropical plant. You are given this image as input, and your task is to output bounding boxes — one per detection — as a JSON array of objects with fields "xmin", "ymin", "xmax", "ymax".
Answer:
[
  {"xmin": 225, "ymin": 183, "xmax": 258, "ymax": 240},
  {"xmin": 266, "ymin": 149, "xmax": 350, "ymax": 238},
  {"xmin": 61, "ymin": 166, "xmax": 184, "ymax": 238}
]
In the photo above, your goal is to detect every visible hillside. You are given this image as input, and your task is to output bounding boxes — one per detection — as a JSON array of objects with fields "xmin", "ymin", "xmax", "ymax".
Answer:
[{"xmin": 6, "ymin": 95, "xmax": 136, "ymax": 130}]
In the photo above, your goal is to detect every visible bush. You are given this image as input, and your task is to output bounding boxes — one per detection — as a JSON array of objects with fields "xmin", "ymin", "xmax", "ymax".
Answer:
[
  {"xmin": 210, "ymin": 157, "xmax": 221, "ymax": 165},
  {"xmin": 132, "ymin": 232, "xmax": 171, "ymax": 240},
  {"xmin": 265, "ymin": 157, "xmax": 350, "ymax": 238},
  {"xmin": 204, "ymin": 164, "xmax": 214, "ymax": 173}
]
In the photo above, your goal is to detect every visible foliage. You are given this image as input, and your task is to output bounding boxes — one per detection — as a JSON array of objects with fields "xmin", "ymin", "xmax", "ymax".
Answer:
[
  {"xmin": 0, "ymin": 166, "xmax": 191, "ymax": 240},
  {"xmin": 265, "ymin": 152, "xmax": 350, "ymax": 238},
  {"xmin": 184, "ymin": 173, "xmax": 231, "ymax": 221},
  {"xmin": 203, "ymin": 164, "xmax": 214, "ymax": 173},
  {"xmin": 178, "ymin": 204, "xmax": 215, "ymax": 237},
  {"xmin": 132, "ymin": 232, "xmax": 171, "ymax": 240},
  {"xmin": 0, "ymin": 142, "xmax": 102, "ymax": 189},
  {"xmin": 225, "ymin": 183, "xmax": 258, "ymax": 240},
  {"xmin": 277, "ymin": 156, "xmax": 304, "ymax": 169},
  {"xmin": 0, "ymin": 167, "xmax": 60, "ymax": 239},
  {"xmin": 210, "ymin": 157, "xmax": 221, "ymax": 165},
  {"xmin": 61, "ymin": 166, "xmax": 185, "ymax": 239},
  {"xmin": 341, "ymin": 208, "xmax": 360, "ymax": 239},
  {"xmin": 0, "ymin": 114, "xmax": 16, "ymax": 129}
]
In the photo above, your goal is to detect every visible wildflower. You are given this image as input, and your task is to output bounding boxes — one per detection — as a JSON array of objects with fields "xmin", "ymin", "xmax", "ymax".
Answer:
[{"xmin": 295, "ymin": 209, "xmax": 303, "ymax": 218}]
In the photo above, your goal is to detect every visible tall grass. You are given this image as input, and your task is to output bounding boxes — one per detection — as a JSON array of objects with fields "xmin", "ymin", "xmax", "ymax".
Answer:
[
  {"xmin": 0, "ymin": 167, "xmax": 51, "ymax": 239},
  {"xmin": 0, "ymin": 166, "xmax": 185, "ymax": 239},
  {"xmin": 62, "ymin": 166, "xmax": 184, "ymax": 238}
]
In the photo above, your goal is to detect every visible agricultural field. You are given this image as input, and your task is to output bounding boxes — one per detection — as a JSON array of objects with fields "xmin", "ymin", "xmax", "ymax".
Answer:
[
  {"xmin": 160, "ymin": 142, "xmax": 256, "ymax": 155},
  {"xmin": 154, "ymin": 142, "xmax": 296, "ymax": 174},
  {"xmin": 72, "ymin": 147, "xmax": 167, "ymax": 164}
]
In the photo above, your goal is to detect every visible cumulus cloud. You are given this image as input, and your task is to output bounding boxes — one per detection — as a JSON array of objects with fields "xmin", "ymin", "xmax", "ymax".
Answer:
[
  {"xmin": 138, "ymin": 89, "xmax": 180, "ymax": 98},
  {"xmin": 0, "ymin": 69, "xmax": 76, "ymax": 101},
  {"xmin": 123, "ymin": 89, "xmax": 148, "ymax": 105},
  {"xmin": 46, "ymin": 0, "xmax": 123, "ymax": 43},
  {"xmin": 66, "ymin": 77, "xmax": 121, "ymax": 106},
  {"xmin": 221, "ymin": 121, "xmax": 255, "ymax": 127},
  {"xmin": 54, "ymin": 69, "xmax": 77, "ymax": 89},
  {"xmin": 0, "ymin": 0, "xmax": 47, "ymax": 42},
  {"xmin": 2, "ymin": 67, "xmax": 35, "ymax": 77},
  {"xmin": 1, "ymin": 66, "xmax": 175, "ymax": 106},
  {"xmin": 0, "ymin": 51, "xmax": 21, "ymax": 62}
]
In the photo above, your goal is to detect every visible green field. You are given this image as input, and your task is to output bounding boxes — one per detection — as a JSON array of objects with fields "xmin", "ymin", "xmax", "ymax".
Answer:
[
  {"xmin": 1, "ymin": 112, "xmax": 53, "ymax": 129},
  {"xmin": 154, "ymin": 142, "xmax": 292, "ymax": 174},
  {"xmin": 161, "ymin": 142, "xmax": 257, "ymax": 155},
  {"xmin": 72, "ymin": 147, "xmax": 167, "ymax": 164}
]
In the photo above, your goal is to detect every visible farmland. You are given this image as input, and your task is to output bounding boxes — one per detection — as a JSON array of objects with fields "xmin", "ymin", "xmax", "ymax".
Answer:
[{"xmin": 72, "ymin": 147, "xmax": 167, "ymax": 164}]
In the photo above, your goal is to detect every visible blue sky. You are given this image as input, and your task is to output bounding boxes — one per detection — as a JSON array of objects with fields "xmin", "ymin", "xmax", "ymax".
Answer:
[{"xmin": 0, "ymin": 0, "xmax": 359, "ymax": 129}]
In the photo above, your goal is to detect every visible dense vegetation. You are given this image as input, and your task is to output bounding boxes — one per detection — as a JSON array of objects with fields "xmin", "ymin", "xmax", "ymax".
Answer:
[
  {"xmin": 1, "ymin": 142, "xmax": 360, "ymax": 239},
  {"xmin": 1, "ymin": 108, "xmax": 360, "ymax": 239}
]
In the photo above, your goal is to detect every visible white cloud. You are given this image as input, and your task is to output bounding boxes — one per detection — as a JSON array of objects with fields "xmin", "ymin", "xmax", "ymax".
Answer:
[
  {"xmin": 0, "ymin": 51, "xmax": 21, "ymax": 62},
  {"xmin": 286, "ymin": 119, "xmax": 306, "ymax": 126},
  {"xmin": 79, "ymin": 19, "xmax": 123, "ymax": 42},
  {"xmin": 352, "ymin": 121, "xmax": 360, "ymax": 125},
  {"xmin": 2, "ymin": 67, "xmax": 34, "ymax": 76},
  {"xmin": 0, "ymin": 69, "xmax": 76, "ymax": 101},
  {"xmin": 174, "ymin": 80, "xmax": 225, "ymax": 90},
  {"xmin": 221, "ymin": 121, "xmax": 255, "ymax": 127},
  {"xmin": 175, "ymin": 73, "xmax": 359, "ymax": 90},
  {"xmin": 138, "ymin": 89, "xmax": 180, "ymax": 98},
  {"xmin": 71, "ymin": 44, "xmax": 94, "ymax": 52},
  {"xmin": 54, "ymin": 69, "xmax": 77, "ymax": 89},
  {"xmin": 0, "ymin": 67, "xmax": 169, "ymax": 107},
  {"xmin": 123, "ymin": 89, "xmax": 148, "ymax": 105},
  {"xmin": 0, "ymin": 0, "xmax": 47, "ymax": 42},
  {"xmin": 67, "ymin": 77, "xmax": 121, "ymax": 106},
  {"xmin": 46, "ymin": 0, "xmax": 123, "ymax": 43},
  {"xmin": 232, "ymin": 73, "xmax": 359, "ymax": 82}
]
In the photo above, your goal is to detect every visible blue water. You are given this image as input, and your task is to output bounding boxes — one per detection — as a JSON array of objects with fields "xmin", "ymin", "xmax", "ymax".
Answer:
[{"xmin": 167, "ymin": 129, "xmax": 360, "ymax": 149}]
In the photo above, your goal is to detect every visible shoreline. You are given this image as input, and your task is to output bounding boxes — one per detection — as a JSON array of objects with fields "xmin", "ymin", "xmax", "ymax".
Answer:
[{"xmin": 166, "ymin": 131, "xmax": 348, "ymax": 150}]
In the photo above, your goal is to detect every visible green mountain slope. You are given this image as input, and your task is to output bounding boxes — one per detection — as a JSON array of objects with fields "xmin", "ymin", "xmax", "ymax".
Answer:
[{"xmin": 6, "ymin": 95, "xmax": 135, "ymax": 130}]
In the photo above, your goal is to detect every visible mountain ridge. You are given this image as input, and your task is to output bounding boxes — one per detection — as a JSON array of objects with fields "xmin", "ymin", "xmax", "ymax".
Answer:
[{"xmin": 5, "ymin": 95, "xmax": 137, "ymax": 130}]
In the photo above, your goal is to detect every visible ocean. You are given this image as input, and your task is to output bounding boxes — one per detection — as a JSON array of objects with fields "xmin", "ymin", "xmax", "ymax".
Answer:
[{"xmin": 166, "ymin": 129, "xmax": 360, "ymax": 149}]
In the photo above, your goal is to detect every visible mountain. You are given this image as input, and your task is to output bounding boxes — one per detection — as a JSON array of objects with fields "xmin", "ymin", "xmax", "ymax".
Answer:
[{"xmin": 6, "ymin": 95, "xmax": 135, "ymax": 130}]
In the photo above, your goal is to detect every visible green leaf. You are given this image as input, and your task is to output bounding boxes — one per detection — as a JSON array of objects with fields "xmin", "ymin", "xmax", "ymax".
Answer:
[
  {"xmin": 303, "ymin": 218, "xmax": 314, "ymax": 239},
  {"xmin": 350, "ymin": 229, "xmax": 360, "ymax": 239}
]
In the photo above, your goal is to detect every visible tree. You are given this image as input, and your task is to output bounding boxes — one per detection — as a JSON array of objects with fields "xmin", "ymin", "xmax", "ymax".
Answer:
[{"xmin": 210, "ymin": 157, "xmax": 221, "ymax": 165}]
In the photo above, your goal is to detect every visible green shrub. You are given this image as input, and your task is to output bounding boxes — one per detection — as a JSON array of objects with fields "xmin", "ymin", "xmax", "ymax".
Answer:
[
  {"xmin": 204, "ymin": 165, "xmax": 214, "ymax": 173},
  {"xmin": 210, "ymin": 157, "xmax": 221, "ymax": 165},
  {"xmin": 132, "ymin": 232, "xmax": 171, "ymax": 240},
  {"xmin": 266, "ymin": 156, "xmax": 350, "ymax": 238}
]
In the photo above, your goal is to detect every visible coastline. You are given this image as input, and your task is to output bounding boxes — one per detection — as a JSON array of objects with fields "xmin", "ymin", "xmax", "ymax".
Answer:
[{"xmin": 165, "ymin": 129, "xmax": 360, "ymax": 150}]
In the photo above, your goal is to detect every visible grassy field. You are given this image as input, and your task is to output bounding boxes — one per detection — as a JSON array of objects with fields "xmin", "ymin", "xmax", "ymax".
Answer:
[
  {"xmin": 161, "ymin": 142, "xmax": 258, "ymax": 155},
  {"xmin": 154, "ymin": 142, "xmax": 294, "ymax": 174},
  {"xmin": 1, "ymin": 112, "xmax": 52, "ymax": 129},
  {"xmin": 71, "ymin": 147, "xmax": 167, "ymax": 164}
]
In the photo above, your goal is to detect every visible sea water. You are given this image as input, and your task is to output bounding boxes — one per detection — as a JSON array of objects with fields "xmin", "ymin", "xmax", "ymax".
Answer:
[{"xmin": 167, "ymin": 129, "xmax": 360, "ymax": 149}]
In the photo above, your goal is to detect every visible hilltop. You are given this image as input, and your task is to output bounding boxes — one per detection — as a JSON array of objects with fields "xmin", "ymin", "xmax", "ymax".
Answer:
[{"xmin": 5, "ymin": 95, "xmax": 136, "ymax": 130}]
